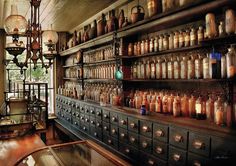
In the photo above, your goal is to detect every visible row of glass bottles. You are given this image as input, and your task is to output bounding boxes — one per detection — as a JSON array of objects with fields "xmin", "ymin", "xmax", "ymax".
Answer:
[
  {"xmin": 65, "ymin": 67, "xmax": 83, "ymax": 79},
  {"xmin": 127, "ymin": 25, "xmax": 203, "ymax": 56},
  {"xmin": 84, "ymin": 83, "xmax": 123, "ymax": 107},
  {"xmin": 58, "ymin": 82, "xmax": 84, "ymax": 100},
  {"xmin": 84, "ymin": 63, "xmax": 116, "ymax": 79},
  {"xmin": 125, "ymin": 89, "xmax": 232, "ymax": 127},
  {"xmin": 131, "ymin": 46, "xmax": 236, "ymax": 80},
  {"xmin": 84, "ymin": 46, "xmax": 113, "ymax": 63}
]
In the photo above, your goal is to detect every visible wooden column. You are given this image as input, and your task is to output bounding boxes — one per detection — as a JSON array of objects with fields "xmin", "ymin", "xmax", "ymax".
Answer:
[{"xmin": 0, "ymin": 29, "xmax": 6, "ymax": 104}]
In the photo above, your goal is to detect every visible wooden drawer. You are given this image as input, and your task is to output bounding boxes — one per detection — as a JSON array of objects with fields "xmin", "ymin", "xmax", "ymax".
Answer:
[
  {"xmin": 140, "ymin": 152, "xmax": 167, "ymax": 166},
  {"xmin": 103, "ymin": 121, "xmax": 110, "ymax": 135},
  {"xmin": 153, "ymin": 123, "xmax": 168, "ymax": 143},
  {"xmin": 90, "ymin": 117, "xmax": 96, "ymax": 128},
  {"xmin": 63, "ymin": 114, "xmax": 71, "ymax": 123},
  {"xmin": 118, "ymin": 114, "xmax": 128, "ymax": 129},
  {"xmin": 95, "ymin": 108, "xmax": 102, "ymax": 119},
  {"xmin": 84, "ymin": 115, "xmax": 90, "ymax": 126},
  {"xmin": 110, "ymin": 124, "xmax": 119, "ymax": 138},
  {"xmin": 139, "ymin": 135, "xmax": 152, "ymax": 153},
  {"xmin": 90, "ymin": 127, "xmax": 102, "ymax": 141},
  {"xmin": 128, "ymin": 117, "xmax": 139, "ymax": 133},
  {"xmin": 90, "ymin": 106, "xmax": 95, "ymax": 117},
  {"xmin": 103, "ymin": 109, "xmax": 110, "ymax": 123},
  {"xmin": 110, "ymin": 112, "xmax": 118, "ymax": 125},
  {"xmin": 80, "ymin": 104, "xmax": 85, "ymax": 113},
  {"xmin": 119, "ymin": 128, "xmax": 128, "ymax": 143},
  {"xmin": 169, "ymin": 146, "xmax": 187, "ymax": 166},
  {"xmin": 189, "ymin": 132, "xmax": 210, "ymax": 157},
  {"xmin": 170, "ymin": 127, "xmax": 188, "ymax": 150},
  {"xmin": 188, "ymin": 152, "xmax": 210, "ymax": 166},
  {"xmin": 80, "ymin": 123, "xmax": 89, "ymax": 134},
  {"xmin": 72, "ymin": 117, "xmax": 80, "ymax": 128},
  {"xmin": 153, "ymin": 140, "xmax": 168, "ymax": 160},
  {"xmin": 95, "ymin": 119, "xmax": 102, "ymax": 130},
  {"xmin": 84, "ymin": 105, "xmax": 90, "ymax": 115},
  {"xmin": 140, "ymin": 120, "xmax": 152, "ymax": 138},
  {"xmin": 103, "ymin": 135, "xmax": 118, "ymax": 150},
  {"xmin": 119, "ymin": 143, "xmax": 139, "ymax": 160},
  {"xmin": 79, "ymin": 114, "xmax": 85, "ymax": 123},
  {"xmin": 128, "ymin": 131, "xmax": 139, "ymax": 148},
  {"xmin": 211, "ymin": 137, "xmax": 236, "ymax": 166}
]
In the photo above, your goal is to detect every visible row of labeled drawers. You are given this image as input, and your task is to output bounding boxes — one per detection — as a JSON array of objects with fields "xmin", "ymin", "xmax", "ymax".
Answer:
[{"xmin": 56, "ymin": 95, "xmax": 236, "ymax": 166}]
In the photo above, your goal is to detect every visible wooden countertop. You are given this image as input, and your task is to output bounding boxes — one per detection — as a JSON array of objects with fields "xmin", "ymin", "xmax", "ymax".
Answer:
[{"xmin": 0, "ymin": 134, "xmax": 45, "ymax": 166}]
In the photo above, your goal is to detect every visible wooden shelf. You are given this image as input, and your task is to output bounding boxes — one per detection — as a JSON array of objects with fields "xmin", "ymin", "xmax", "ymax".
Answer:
[
  {"xmin": 122, "ymin": 78, "xmax": 234, "ymax": 83},
  {"xmin": 84, "ymin": 78, "xmax": 118, "ymax": 83},
  {"xmin": 200, "ymin": 34, "xmax": 236, "ymax": 46},
  {"xmin": 62, "ymin": 63, "xmax": 82, "ymax": 68},
  {"xmin": 84, "ymin": 59, "xmax": 116, "ymax": 65},
  {"xmin": 117, "ymin": 0, "xmax": 234, "ymax": 38},
  {"xmin": 63, "ymin": 77, "xmax": 83, "ymax": 81},
  {"xmin": 59, "ymin": 32, "xmax": 114, "ymax": 56},
  {"xmin": 121, "ymin": 44, "xmax": 206, "ymax": 59}
]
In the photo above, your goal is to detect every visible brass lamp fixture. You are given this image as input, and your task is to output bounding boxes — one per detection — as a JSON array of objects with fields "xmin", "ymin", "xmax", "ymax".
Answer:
[{"xmin": 4, "ymin": 0, "xmax": 58, "ymax": 73}]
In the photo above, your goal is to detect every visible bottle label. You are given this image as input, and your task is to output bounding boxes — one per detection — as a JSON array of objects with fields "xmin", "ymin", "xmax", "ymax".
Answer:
[{"xmin": 196, "ymin": 103, "xmax": 202, "ymax": 114}]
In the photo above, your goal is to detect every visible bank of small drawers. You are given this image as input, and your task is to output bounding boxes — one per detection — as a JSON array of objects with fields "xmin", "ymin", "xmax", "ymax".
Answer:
[{"xmin": 56, "ymin": 95, "xmax": 236, "ymax": 166}]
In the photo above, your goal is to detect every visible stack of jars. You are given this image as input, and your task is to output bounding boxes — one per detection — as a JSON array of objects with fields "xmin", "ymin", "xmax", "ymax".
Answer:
[
  {"xmin": 131, "ymin": 46, "xmax": 236, "ymax": 80},
  {"xmin": 125, "ymin": 89, "xmax": 232, "ymax": 127},
  {"xmin": 58, "ymin": 82, "xmax": 83, "ymax": 99},
  {"xmin": 84, "ymin": 46, "xmax": 113, "ymax": 63},
  {"xmin": 84, "ymin": 63, "xmax": 116, "ymax": 79},
  {"xmin": 84, "ymin": 83, "xmax": 123, "ymax": 106}
]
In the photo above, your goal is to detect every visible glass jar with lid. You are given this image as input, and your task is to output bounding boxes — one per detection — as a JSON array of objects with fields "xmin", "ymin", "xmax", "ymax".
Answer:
[
  {"xmin": 146, "ymin": 59, "xmax": 151, "ymax": 79},
  {"xmin": 149, "ymin": 38, "xmax": 154, "ymax": 52},
  {"xmin": 174, "ymin": 56, "xmax": 180, "ymax": 79},
  {"xmin": 190, "ymin": 28, "xmax": 197, "ymax": 46},
  {"xmin": 206, "ymin": 95, "xmax": 214, "ymax": 122},
  {"xmin": 180, "ymin": 56, "xmax": 188, "ymax": 79},
  {"xmin": 225, "ymin": 9, "xmax": 235, "ymax": 35},
  {"xmin": 158, "ymin": 35, "xmax": 163, "ymax": 51},
  {"xmin": 162, "ymin": 58, "xmax": 167, "ymax": 79},
  {"xmin": 181, "ymin": 94, "xmax": 189, "ymax": 117},
  {"xmin": 195, "ymin": 54, "xmax": 203, "ymax": 79},
  {"xmin": 156, "ymin": 57, "xmax": 162, "ymax": 79},
  {"xmin": 154, "ymin": 36, "xmax": 159, "ymax": 52},
  {"xmin": 189, "ymin": 95, "xmax": 196, "ymax": 118},
  {"xmin": 141, "ymin": 40, "xmax": 145, "ymax": 55},
  {"xmin": 214, "ymin": 96, "xmax": 224, "ymax": 125},
  {"xmin": 145, "ymin": 39, "xmax": 149, "ymax": 54},
  {"xmin": 226, "ymin": 45, "xmax": 236, "ymax": 78},
  {"xmin": 173, "ymin": 94, "xmax": 181, "ymax": 117},
  {"xmin": 167, "ymin": 56, "xmax": 174, "ymax": 79},
  {"xmin": 150, "ymin": 58, "xmax": 156, "ymax": 79},
  {"xmin": 163, "ymin": 34, "xmax": 169, "ymax": 50},
  {"xmin": 197, "ymin": 26, "xmax": 204, "ymax": 44}
]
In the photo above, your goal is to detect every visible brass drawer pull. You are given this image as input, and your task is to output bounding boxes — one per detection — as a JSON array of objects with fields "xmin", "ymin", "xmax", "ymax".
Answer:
[
  {"xmin": 90, "ymin": 120, "xmax": 94, "ymax": 124},
  {"xmin": 76, "ymin": 114, "xmax": 79, "ymax": 117},
  {"xmin": 96, "ymin": 123, "xmax": 101, "ymax": 127},
  {"xmin": 108, "ymin": 139, "xmax": 112, "ymax": 144},
  {"xmin": 83, "ymin": 126, "xmax": 86, "ymax": 131},
  {"xmin": 142, "ymin": 126, "xmax": 149, "ymax": 132},
  {"xmin": 120, "ymin": 119, "xmax": 126, "ymax": 125},
  {"xmin": 142, "ymin": 141, "xmax": 148, "ymax": 148},
  {"xmin": 94, "ymin": 132, "xmax": 97, "ymax": 137},
  {"xmin": 125, "ymin": 148, "xmax": 130, "ymax": 153},
  {"xmin": 148, "ymin": 159, "xmax": 154, "ymax": 165},
  {"xmin": 156, "ymin": 146, "xmax": 163, "ymax": 154},
  {"xmin": 130, "ymin": 137, "xmax": 136, "ymax": 143},
  {"xmin": 174, "ymin": 134, "xmax": 183, "ymax": 142},
  {"xmin": 193, "ymin": 160, "xmax": 201, "ymax": 166},
  {"xmin": 130, "ymin": 123, "xmax": 136, "ymax": 128},
  {"xmin": 111, "ymin": 129, "xmax": 116, "ymax": 134},
  {"xmin": 85, "ymin": 118, "xmax": 89, "ymax": 122},
  {"xmin": 74, "ymin": 122, "xmax": 77, "ymax": 125},
  {"xmin": 104, "ymin": 126, "xmax": 108, "ymax": 131},
  {"xmin": 111, "ymin": 117, "xmax": 116, "ymax": 122},
  {"xmin": 80, "ymin": 117, "xmax": 84, "ymax": 120},
  {"xmin": 193, "ymin": 140, "xmax": 205, "ymax": 150},
  {"xmin": 120, "ymin": 133, "xmax": 125, "ymax": 138},
  {"xmin": 72, "ymin": 112, "xmax": 75, "ymax": 116},
  {"xmin": 104, "ymin": 114, "xmax": 109, "ymax": 118},
  {"xmin": 90, "ymin": 110, "xmax": 94, "ymax": 114},
  {"xmin": 66, "ymin": 118, "xmax": 69, "ymax": 121},
  {"xmin": 96, "ymin": 112, "xmax": 101, "ymax": 116},
  {"xmin": 156, "ymin": 129, "xmax": 164, "ymax": 137},
  {"xmin": 173, "ymin": 154, "xmax": 181, "ymax": 162}
]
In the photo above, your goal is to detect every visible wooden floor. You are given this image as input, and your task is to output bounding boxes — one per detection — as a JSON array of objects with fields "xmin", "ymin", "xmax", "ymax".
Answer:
[{"xmin": 0, "ymin": 134, "xmax": 45, "ymax": 166}]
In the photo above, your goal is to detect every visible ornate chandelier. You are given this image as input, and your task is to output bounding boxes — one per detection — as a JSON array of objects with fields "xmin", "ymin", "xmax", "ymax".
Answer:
[{"xmin": 4, "ymin": 0, "xmax": 58, "ymax": 73}]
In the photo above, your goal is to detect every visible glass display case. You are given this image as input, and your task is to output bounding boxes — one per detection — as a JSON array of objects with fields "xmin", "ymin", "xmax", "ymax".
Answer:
[{"xmin": 16, "ymin": 140, "xmax": 131, "ymax": 166}]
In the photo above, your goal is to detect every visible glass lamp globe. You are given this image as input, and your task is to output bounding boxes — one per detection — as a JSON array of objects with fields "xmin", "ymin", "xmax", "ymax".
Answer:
[
  {"xmin": 42, "ymin": 29, "xmax": 59, "ymax": 44},
  {"xmin": 4, "ymin": 5, "xmax": 27, "ymax": 35}
]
